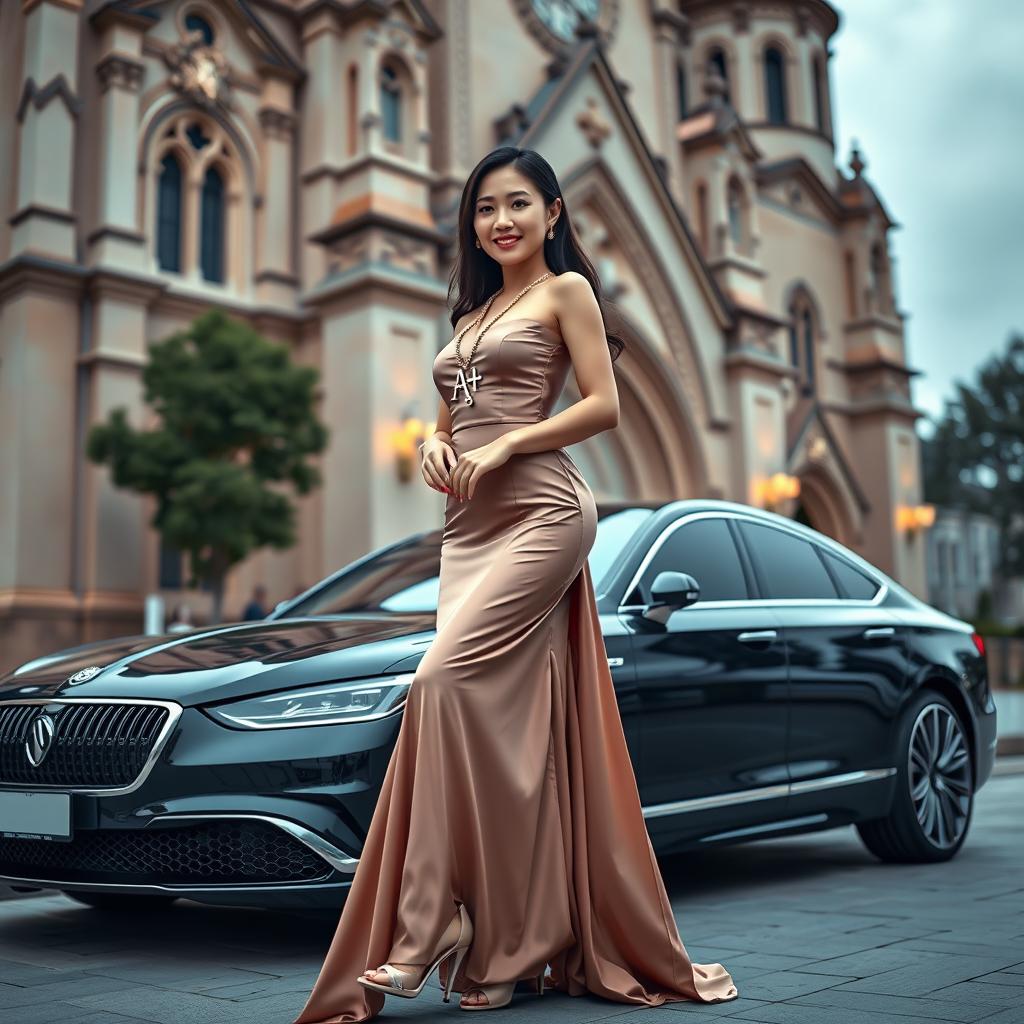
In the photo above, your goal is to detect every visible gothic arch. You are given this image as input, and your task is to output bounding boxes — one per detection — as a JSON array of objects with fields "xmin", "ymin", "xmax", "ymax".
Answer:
[
  {"xmin": 794, "ymin": 462, "xmax": 857, "ymax": 547},
  {"xmin": 564, "ymin": 159, "xmax": 718, "ymax": 430},
  {"xmin": 552, "ymin": 163, "xmax": 715, "ymax": 500},
  {"xmin": 139, "ymin": 101, "xmax": 257, "ymax": 292},
  {"xmin": 551, "ymin": 310, "xmax": 710, "ymax": 501}
]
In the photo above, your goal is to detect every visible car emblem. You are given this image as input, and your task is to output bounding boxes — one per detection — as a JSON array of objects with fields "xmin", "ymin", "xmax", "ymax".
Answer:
[
  {"xmin": 65, "ymin": 665, "xmax": 103, "ymax": 686},
  {"xmin": 26, "ymin": 713, "xmax": 56, "ymax": 766}
]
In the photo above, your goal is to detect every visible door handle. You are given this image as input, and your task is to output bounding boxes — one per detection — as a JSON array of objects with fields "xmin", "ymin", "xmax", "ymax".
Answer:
[
  {"xmin": 863, "ymin": 627, "xmax": 895, "ymax": 640},
  {"xmin": 607, "ymin": 657, "xmax": 624, "ymax": 668},
  {"xmin": 737, "ymin": 629, "xmax": 777, "ymax": 644}
]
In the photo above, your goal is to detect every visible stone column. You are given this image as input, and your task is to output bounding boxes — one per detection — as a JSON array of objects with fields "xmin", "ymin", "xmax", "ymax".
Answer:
[
  {"xmin": 11, "ymin": 0, "xmax": 82, "ymax": 261},
  {"xmin": 90, "ymin": 52, "xmax": 146, "ymax": 269},
  {"xmin": 256, "ymin": 100, "xmax": 298, "ymax": 306}
]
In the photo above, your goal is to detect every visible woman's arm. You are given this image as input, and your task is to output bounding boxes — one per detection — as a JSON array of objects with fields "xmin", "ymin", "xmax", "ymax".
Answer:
[
  {"xmin": 432, "ymin": 397, "xmax": 453, "ymax": 441},
  {"xmin": 503, "ymin": 271, "xmax": 619, "ymax": 456}
]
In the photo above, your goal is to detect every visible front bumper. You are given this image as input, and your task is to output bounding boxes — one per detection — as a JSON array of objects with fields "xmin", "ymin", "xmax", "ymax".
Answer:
[{"xmin": 0, "ymin": 697, "xmax": 399, "ymax": 909}]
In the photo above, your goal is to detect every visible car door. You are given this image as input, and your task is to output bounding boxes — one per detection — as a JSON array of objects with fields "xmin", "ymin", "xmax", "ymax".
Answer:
[
  {"xmin": 618, "ymin": 513, "xmax": 789, "ymax": 836},
  {"xmin": 735, "ymin": 519, "xmax": 908, "ymax": 814}
]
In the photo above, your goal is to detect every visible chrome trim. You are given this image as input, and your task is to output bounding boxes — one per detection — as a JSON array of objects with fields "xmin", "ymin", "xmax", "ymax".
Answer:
[
  {"xmin": 617, "ymin": 510, "xmax": 889, "ymax": 612},
  {"xmin": 788, "ymin": 767, "xmax": 897, "ymax": 795},
  {"xmin": 644, "ymin": 782, "xmax": 789, "ymax": 817},
  {"xmin": 0, "ymin": 874, "xmax": 348, "ymax": 895},
  {"xmin": 737, "ymin": 629, "xmax": 777, "ymax": 643},
  {"xmin": 642, "ymin": 767, "xmax": 897, "ymax": 818},
  {"xmin": 863, "ymin": 626, "xmax": 896, "ymax": 639},
  {"xmin": 0, "ymin": 698, "xmax": 183, "ymax": 795},
  {"xmin": 147, "ymin": 813, "xmax": 359, "ymax": 874},
  {"xmin": 607, "ymin": 657, "xmax": 624, "ymax": 667}
]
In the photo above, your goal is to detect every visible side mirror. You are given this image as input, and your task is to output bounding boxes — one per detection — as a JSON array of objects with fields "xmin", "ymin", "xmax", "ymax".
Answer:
[{"xmin": 643, "ymin": 571, "xmax": 700, "ymax": 621}]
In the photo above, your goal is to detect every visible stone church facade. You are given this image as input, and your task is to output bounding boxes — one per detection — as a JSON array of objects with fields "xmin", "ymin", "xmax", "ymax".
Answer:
[{"xmin": 0, "ymin": 0, "xmax": 927, "ymax": 671}]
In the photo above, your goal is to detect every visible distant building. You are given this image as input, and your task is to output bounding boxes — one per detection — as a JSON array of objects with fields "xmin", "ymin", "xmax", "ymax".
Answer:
[
  {"xmin": 927, "ymin": 507, "xmax": 1024, "ymax": 625},
  {"xmin": 0, "ymin": 0, "xmax": 929, "ymax": 670}
]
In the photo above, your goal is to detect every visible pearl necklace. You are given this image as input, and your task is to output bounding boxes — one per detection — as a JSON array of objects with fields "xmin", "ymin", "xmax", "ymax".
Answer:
[{"xmin": 450, "ymin": 271, "xmax": 554, "ymax": 405}]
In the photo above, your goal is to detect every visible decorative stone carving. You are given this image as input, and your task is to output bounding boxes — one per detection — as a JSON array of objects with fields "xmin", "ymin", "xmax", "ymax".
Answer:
[
  {"xmin": 259, "ymin": 107, "xmax": 296, "ymax": 141},
  {"xmin": 96, "ymin": 54, "xmax": 144, "ymax": 94},
  {"xmin": 576, "ymin": 96, "xmax": 611, "ymax": 149},
  {"xmin": 165, "ymin": 36, "xmax": 232, "ymax": 109}
]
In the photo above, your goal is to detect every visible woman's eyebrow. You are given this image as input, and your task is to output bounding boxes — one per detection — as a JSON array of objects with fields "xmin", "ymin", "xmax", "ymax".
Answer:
[{"xmin": 477, "ymin": 190, "xmax": 531, "ymax": 201}]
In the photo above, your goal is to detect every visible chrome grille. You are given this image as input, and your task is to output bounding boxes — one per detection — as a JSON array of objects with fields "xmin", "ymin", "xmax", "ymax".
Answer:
[{"xmin": 0, "ymin": 699, "xmax": 180, "ymax": 793}]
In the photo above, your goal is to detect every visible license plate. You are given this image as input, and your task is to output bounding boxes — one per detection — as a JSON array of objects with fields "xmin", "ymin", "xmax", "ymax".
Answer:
[{"xmin": 0, "ymin": 790, "xmax": 72, "ymax": 842}]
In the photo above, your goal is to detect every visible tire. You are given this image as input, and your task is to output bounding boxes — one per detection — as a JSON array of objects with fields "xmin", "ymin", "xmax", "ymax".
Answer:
[
  {"xmin": 62, "ymin": 891, "xmax": 179, "ymax": 912},
  {"xmin": 856, "ymin": 690, "xmax": 974, "ymax": 863}
]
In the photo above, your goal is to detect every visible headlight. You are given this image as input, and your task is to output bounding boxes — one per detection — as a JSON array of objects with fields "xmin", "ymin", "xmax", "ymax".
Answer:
[{"xmin": 203, "ymin": 673, "xmax": 415, "ymax": 729}]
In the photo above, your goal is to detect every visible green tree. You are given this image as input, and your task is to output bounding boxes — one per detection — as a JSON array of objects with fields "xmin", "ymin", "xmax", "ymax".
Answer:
[
  {"xmin": 87, "ymin": 309, "xmax": 329, "ymax": 623},
  {"xmin": 921, "ymin": 332, "xmax": 1024, "ymax": 579}
]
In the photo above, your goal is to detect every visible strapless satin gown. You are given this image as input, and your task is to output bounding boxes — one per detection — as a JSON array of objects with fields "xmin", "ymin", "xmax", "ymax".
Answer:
[{"xmin": 291, "ymin": 317, "xmax": 737, "ymax": 1022}]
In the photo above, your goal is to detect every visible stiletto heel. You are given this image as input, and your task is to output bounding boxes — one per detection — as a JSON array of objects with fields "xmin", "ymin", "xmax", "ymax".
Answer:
[
  {"xmin": 534, "ymin": 970, "xmax": 546, "ymax": 996},
  {"xmin": 442, "ymin": 942, "xmax": 470, "ymax": 1003},
  {"xmin": 356, "ymin": 902, "xmax": 473, "ymax": 1000}
]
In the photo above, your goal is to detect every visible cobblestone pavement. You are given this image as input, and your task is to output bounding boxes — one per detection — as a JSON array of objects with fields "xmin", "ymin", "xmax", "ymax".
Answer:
[{"xmin": 1, "ymin": 768, "xmax": 1023, "ymax": 1024}]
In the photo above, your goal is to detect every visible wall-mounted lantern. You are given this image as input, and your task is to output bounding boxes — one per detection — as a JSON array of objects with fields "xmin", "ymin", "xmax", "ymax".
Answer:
[
  {"xmin": 756, "ymin": 472, "xmax": 800, "ymax": 511},
  {"xmin": 896, "ymin": 503, "xmax": 935, "ymax": 538},
  {"xmin": 391, "ymin": 410, "xmax": 431, "ymax": 483}
]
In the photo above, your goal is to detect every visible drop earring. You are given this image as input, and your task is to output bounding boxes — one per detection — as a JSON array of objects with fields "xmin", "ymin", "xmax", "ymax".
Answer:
[
  {"xmin": 547, "ymin": 225, "xmax": 555, "ymax": 239},
  {"xmin": 475, "ymin": 238, "xmax": 481, "ymax": 248}
]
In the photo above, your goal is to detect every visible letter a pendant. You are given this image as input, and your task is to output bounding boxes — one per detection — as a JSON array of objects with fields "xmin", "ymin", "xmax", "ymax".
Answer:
[{"xmin": 452, "ymin": 364, "xmax": 483, "ymax": 405}]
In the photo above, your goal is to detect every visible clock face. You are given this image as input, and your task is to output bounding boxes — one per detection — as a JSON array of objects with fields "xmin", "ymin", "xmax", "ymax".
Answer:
[{"xmin": 530, "ymin": 0, "xmax": 604, "ymax": 43}]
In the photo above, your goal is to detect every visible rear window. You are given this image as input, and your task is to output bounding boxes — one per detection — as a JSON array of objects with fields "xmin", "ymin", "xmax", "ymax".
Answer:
[{"xmin": 821, "ymin": 549, "xmax": 880, "ymax": 600}]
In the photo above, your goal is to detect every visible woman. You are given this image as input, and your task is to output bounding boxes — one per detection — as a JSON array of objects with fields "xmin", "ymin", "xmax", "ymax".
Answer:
[{"xmin": 291, "ymin": 147, "xmax": 737, "ymax": 1021}]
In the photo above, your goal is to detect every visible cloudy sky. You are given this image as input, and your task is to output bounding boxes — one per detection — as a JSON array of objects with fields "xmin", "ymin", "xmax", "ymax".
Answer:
[{"xmin": 829, "ymin": 0, "xmax": 1024, "ymax": 437}]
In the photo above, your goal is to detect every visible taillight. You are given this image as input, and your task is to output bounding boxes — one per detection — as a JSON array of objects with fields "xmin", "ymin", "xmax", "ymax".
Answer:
[{"xmin": 971, "ymin": 631, "xmax": 985, "ymax": 658}]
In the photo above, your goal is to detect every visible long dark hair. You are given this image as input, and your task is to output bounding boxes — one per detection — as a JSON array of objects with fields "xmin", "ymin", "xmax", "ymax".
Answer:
[{"xmin": 448, "ymin": 147, "xmax": 625, "ymax": 363}]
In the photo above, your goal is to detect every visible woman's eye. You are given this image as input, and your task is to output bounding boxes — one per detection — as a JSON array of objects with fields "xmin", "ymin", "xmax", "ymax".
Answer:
[{"xmin": 477, "ymin": 200, "xmax": 527, "ymax": 213}]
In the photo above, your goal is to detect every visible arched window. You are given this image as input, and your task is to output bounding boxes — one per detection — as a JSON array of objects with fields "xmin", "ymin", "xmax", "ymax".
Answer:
[
  {"xmin": 184, "ymin": 12, "xmax": 214, "ymax": 45},
  {"xmin": 156, "ymin": 153, "xmax": 182, "ymax": 273},
  {"xmin": 802, "ymin": 307, "xmax": 815, "ymax": 391},
  {"xmin": 200, "ymin": 165, "xmax": 225, "ymax": 284},
  {"xmin": 727, "ymin": 178, "xmax": 745, "ymax": 250},
  {"xmin": 707, "ymin": 47, "xmax": 730, "ymax": 104},
  {"xmin": 764, "ymin": 46, "xmax": 788, "ymax": 124},
  {"xmin": 788, "ymin": 291, "xmax": 818, "ymax": 395},
  {"xmin": 676, "ymin": 57, "xmax": 687, "ymax": 120},
  {"xmin": 380, "ymin": 64, "xmax": 401, "ymax": 142},
  {"xmin": 812, "ymin": 54, "xmax": 828, "ymax": 133}
]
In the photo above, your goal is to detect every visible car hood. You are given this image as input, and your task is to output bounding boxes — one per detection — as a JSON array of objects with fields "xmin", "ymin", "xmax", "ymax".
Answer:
[{"xmin": 0, "ymin": 614, "xmax": 436, "ymax": 707}]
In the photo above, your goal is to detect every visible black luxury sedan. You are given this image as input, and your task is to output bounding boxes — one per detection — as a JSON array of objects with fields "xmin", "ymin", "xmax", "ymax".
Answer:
[{"xmin": 0, "ymin": 499, "xmax": 997, "ymax": 912}]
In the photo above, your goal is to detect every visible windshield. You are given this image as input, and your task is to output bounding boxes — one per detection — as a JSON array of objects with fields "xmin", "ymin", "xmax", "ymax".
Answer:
[{"xmin": 280, "ymin": 506, "xmax": 654, "ymax": 617}]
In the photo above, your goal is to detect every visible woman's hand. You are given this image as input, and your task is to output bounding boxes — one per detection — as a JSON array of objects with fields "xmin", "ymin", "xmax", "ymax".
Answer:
[
  {"xmin": 448, "ymin": 437, "xmax": 514, "ymax": 500},
  {"xmin": 420, "ymin": 434, "xmax": 457, "ymax": 495}
]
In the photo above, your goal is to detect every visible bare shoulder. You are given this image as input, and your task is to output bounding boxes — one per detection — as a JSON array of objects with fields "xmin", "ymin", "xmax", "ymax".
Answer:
[
  {"xmin": 552, "ymin": 271, "xmax": 600, "ymax": 328},
  {"xmin": 553, "ymin": 270, "xmax": 595, "ymax": 305}
]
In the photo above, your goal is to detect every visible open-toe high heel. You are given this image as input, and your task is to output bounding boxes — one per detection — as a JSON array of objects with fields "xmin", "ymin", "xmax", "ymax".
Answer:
[
  {"xmin": 356, "ymin": 902, "xmax": 473, "ymax": 1003},
  {"xmin": 459, "ymin": 969, "xmax": 546, "ymax": 1011}
]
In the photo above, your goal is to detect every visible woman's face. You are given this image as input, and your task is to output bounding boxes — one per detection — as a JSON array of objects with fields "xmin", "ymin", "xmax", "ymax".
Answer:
[{"xmin": 473, "ymin": 165, "xmax": 560, "ymax": 265}]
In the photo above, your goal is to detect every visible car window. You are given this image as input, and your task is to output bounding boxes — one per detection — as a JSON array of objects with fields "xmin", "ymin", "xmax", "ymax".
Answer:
[
  {"xmin": 739, "ymin": 521, "xmax": 838, "ymax": 599},
  {"xmin": 637, "ymin": 517, "xmax": 749, "ymax": 603},
  {"xmin": 820, "ymin": 548, "xmax": 880, "ymax": 600},
  {"xmin": 280, "ymin": 507, "xmax": 653, "ymax": 617}
]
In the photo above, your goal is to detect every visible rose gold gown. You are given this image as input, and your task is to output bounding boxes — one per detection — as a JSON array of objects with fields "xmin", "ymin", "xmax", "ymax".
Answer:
[{"xmin": 291, "ymin": 317, "xmax": 737, "ymax": 1022}]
